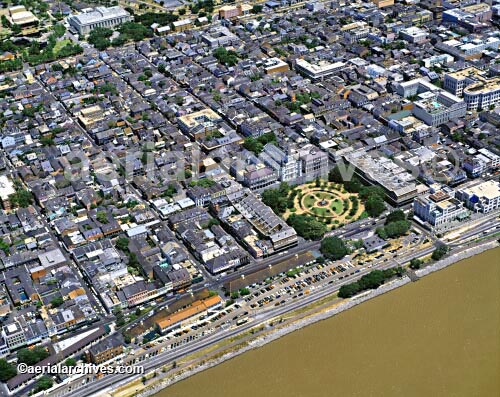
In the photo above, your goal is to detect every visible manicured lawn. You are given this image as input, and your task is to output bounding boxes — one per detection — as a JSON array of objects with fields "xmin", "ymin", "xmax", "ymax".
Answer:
[
  {"xmin": 53, "ymin": 39, "xmax": 71, "ymax": 55},
  {"xmin": 330, "ymin": 200, "xmax": 344, "ymax": 214},
  {"xmin": 312, "ymin": 207, "xmax": 331, "ymax": 217},
  {"xmin": 303, "ymin": 194, "xmax": 316, "ymax": 208}
]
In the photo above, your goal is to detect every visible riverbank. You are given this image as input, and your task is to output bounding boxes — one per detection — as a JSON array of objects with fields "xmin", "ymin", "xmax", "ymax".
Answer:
[{"xmin": 117, "ymin": 239, "xmax": 500, "ymax": 397}]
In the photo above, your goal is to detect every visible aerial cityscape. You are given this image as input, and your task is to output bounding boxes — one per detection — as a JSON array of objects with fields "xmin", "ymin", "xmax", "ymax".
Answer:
[{"xmin": 0, "ymin": 0, "xmax": 499, "ymax": 396}]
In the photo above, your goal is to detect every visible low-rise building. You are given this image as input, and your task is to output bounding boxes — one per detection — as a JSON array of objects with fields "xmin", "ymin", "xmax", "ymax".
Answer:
[
  {"xmin": 87, "ymin": 335, "xmax": 123, "ymax": 364},
  {"xmin": 0, "ymin": 175, "xmax": 16, "ymax": 210},
  {"xmin": 67, "ymin": 6, "xmax": 132, "ymax": 35},
  {"xmin": 343, "ymin": 150, "xmax": 424, "ymax": 206},
  {"xmin": 229, "ymin": 190, "xmax": 298, "ymax": 252},
  {"xmin": 400, "ymin": 26, "xmax": 428, "ymax": 44},
  {"xmin": 372, "ymin": 0, "xmax": 394, "ymax": 8},
  {"xmin": 178, "ymin": 108, "xmax": 222, "ymax": 140},
  {"xmin": 172, "ymin": 19, "xmax": 193, "ymax": 32},
  {"xmin": 295, "ymin": 59, "xmax": 346, "ymax": 81},
  {"xmin": 263, "ymin": 58, "xmax": 290, "ymax": 75},
  {"xmin": 7, "ymin": 6, "xmax": 39, "ymax": 33},
  {"xmin": 155, "ymin": 295, "xmax": 222, "ymax": 334}
]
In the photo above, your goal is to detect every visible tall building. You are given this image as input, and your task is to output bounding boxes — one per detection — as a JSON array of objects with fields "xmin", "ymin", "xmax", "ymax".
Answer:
[
  {"xmin": 444, "ymin": 67, "xmax": 500, "ymax": 110},
  {"xmin": 412, "ymin": 91, "xmax": 466, "ymax": 127},
  {"xmin": 260, "ymin": 144, "xmax": 328, "ymax": 183},
  {"xmin": 456, "ymin": 180, "xmax": 500, "ymax": 213},
  {"xmin": 413, "ymin": 190, "xmax": 468, "ymax": 228},
  {"xmin": 67, "ymin": 6, "xmax": 132, "ymax": 35},
  {"xmin": 419, "ymin": 0, "xmax": 444, "ymax": 20},
  {"xmin": 1, "ymin": 322, "xmax": 26, "ymax": 350}
]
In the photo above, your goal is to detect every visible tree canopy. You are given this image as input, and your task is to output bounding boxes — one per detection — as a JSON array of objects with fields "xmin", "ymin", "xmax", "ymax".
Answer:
[
  {"xmin": 9, "ymin": 189, "xmax": 34, "ymax": 208},
  {"xmin": 243, "ymin": 132, "xmax": 276, "ymax": 154},
  {"xmin": 385, "ymin": 210, "xmax": 406, "ymax": 225},
  {"xmin": 261, "ymin": 182, "xmax": 292, "ymax": 215},
  {"xmin": 338, "ymin": 267, "xmax": 405, "ymax": 298},
  {"xmin": 0, "ymin": 359, "xmax": 17, "ymax": 382},
  {"xmin": 320, "ymin": 236, "xmax": 349, "ymax": 260},
  {"xmin": 432, "ymin": 245, "xmax": 449, "ymax": 260},
  {"xmin": 364, "ymin": 195, "xmax": 386, "ymax": 217},
  {"xmin": 34, "ymin": 376, "xmax": 53, "ymax": 392},
  {"xmin": 377, "ymin": 220, "xmax": 411, "ymax": 239},
  {"xmin": 213, "ymin": 47, "xmax": 239, "ymax": 66},
  {"xmin": 328, "ymin": 165, "xmax": 344, "ymax": 183},
  {"xmin": 409, "ymin": 258, "xmax": 423, "ymax": 270},
  {"xmin": 116, "ymin": 237, "xmax": 130, "ymax": 252},
  {"xmin": 287, "ymin": 214, "xmax": 327, "ymax": 240},
  {"xmin": 17, "ymin": 346, "xmax": 49, "ymax": 365}
]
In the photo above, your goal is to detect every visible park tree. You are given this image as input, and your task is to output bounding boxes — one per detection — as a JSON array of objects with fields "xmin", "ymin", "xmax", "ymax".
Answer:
[
  {"xmin": 358, "ymin": 185, "xmax": 385, "ymax": 201},
  {"xmin": 34, "ymin": 376, "xmax": 53, "ymax": 392},
  {"xmin": 432, "ymin": 245, "xmax": 449, "ymax": 260},
  {"xmin": 365, "ymin": 195, "xmax": 386, "ymax": 217},
  {"xmin": 52, "ymin": 24, "xmax": 66, "ymax": 38},
  {"xmin": 17, "ymin": 346, "xmax": 49, "ymax": 365},
  {"xmin": 385, "ymin": 210, "xmax": 406, "ymax": 225},
  {"xmin": 0, "ymin": 359, "xmax": 17, "ymax": 382},
  {"xmin": 261, "ymin": 183, "xmax": 291, "ymax": 215},
  {"xmin": 320, "ymin": 237, "xmax": 349, "ymax": 260},
  {"xmin": 409, "ymin": 258, "xmax": 423, "ymax": 270},
  {"xmin": 383, "ymin": 220, "xmax": 411, "ymax": 238},
  {"xmin": 338, "ymin": 281, "xmax": 361, "ymax": 298},
  {"xmin": 288, "ymin": 214, "xmax": 327, "ymax": 240}
]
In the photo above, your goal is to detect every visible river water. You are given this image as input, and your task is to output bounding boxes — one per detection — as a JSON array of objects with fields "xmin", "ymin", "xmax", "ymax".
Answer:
[{"xmin": 157, "ymin": 248, "xmax": 500, "ymax": 397}]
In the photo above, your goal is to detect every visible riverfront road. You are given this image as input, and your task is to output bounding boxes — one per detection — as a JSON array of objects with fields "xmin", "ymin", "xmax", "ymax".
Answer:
[
  {"xmin": 50, "ymin": 222, "xmax": 497, "ymax": 396},
  {"xmin": 59, "ymin": 246, "xmax": 435, "ymax": 397}
]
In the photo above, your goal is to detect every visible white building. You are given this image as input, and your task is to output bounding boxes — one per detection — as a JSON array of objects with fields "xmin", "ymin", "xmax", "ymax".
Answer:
[
  {"xmin": 413, "ymin": 190, "xmax": 468, "ymax": 227},
  {"xmin": 443, "ymin": 67, "xmax": 486, "ymax": 97},
  {"xmin": 67, "ymin": 6, "xmax": 132, "ymax": 35},
  {"xmin": 412, "ymin": 90, "xmax": 466, "ymax": 127},
  {"xmin": 260, "ymin": 143, "xmax": 328, "ymax": 183},
  {"xmin": 295, "ymin": 59, "xmax": 346, "ymax": 81},
  {"xmin": 395, "ymin": 77, "xmax": 440, "ymax": 98},
  {"xmin": 400, "ymin": 26, "xmax": 428, "ymax": 44},
  {"xmin": 463, "ymin": 78, "xmax": 500, "ymax": 111},
  {"xmin": 423, "ymin": 54, "xmax": 454, "ymax": 68},
  {"xmin": 463, "ymin": 148, "xmax": 500, "ymax": 177},
  {"xmin": 456, "ymin": 180, "xmax": 500, "ymax": 213},
  {"xmin": 444, "ymin": 66, "xmax": 500, "ymax": 110},
  {"xmin": 0, "ymin": 175, "xmax": 16, "ymax": 210}
]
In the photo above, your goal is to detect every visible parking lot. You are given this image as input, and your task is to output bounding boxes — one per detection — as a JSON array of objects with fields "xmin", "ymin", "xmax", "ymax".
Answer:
[{"xmin": 134, "ymin": 234, "xmax": 424, "ymax": 357}]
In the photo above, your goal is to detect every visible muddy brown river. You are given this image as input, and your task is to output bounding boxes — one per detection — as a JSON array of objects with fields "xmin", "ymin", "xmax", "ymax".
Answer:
[{"xmin": 157, "ymin": 248, "xmax": 500, "ymax": 397}]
